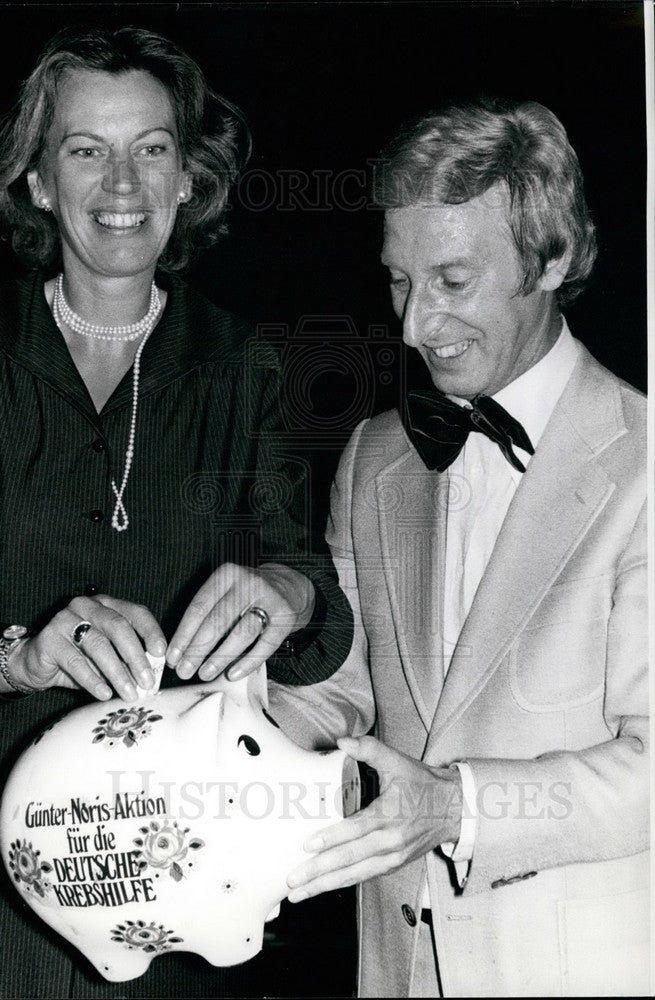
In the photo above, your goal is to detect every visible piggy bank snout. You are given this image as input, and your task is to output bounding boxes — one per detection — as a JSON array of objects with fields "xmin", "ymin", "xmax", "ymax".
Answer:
[{"xmin": 341, "ymin": 753, "xmax": 360, "ymax": 817}]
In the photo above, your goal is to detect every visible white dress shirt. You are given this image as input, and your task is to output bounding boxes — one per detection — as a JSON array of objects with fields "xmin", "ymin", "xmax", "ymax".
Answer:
[{"xmin": 435, "ymin": 319, "xmax": 580, "ymax": 887}]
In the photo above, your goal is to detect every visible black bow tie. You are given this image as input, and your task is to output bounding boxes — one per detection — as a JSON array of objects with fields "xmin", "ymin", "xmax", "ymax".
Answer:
[{"xmin": 403, "ymin": 388, "xmax": 534, "ymax": 473}]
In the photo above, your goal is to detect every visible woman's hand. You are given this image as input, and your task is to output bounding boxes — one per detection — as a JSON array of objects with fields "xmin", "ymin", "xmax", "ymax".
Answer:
[
  {"xmin": 6, "ymin": 595, "xmax": 166, "ymax": 701},
  {"xmin": 167, "ymin": 562, "xmax": 315, "ymax": 682}
]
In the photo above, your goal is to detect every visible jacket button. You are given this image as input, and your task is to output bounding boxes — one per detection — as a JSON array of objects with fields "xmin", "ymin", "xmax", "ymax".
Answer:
[
  {"xmin": 92, "ymin": 439, "xmax": 106, "ymax": 453},
  {"xmin": 84, "ymin": 583, "xmax": 99, "ymax": 596},
  {"xmin": 89, "ymin": 509, "xmax": 104, "ymax": 523},
  {"xmin": 401, "ymin": 904, "xmax": 417, "ymax": 927}
]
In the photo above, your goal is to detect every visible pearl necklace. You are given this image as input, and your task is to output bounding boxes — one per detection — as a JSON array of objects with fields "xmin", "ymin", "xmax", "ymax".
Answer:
[
  {"xmin": 109, "ymin": 328, "xmax": 152, "ymax": 532},
  {"xmin": 52, "ymin": 273, "xmax": 163, "ymax": 533},
  {"xmin": 53, "ymin": 273, "xmax": 161, "ymax": 342}
]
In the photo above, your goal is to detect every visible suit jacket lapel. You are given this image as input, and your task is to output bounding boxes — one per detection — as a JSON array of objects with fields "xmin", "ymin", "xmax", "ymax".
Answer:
[
  {"xmin": 424, "ymin": 348, "xmax": 624, "ymax": 755},
  {"xmin": 377, "ymin": 448, "xmax": 447, "ymax": 730}
]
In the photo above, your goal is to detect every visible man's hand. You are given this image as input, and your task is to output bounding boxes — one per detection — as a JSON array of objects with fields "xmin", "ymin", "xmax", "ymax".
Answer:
[
  {"xmin": 166, "ymin": 562, "xmax": 315, "ymax": 682},
  {"xmin": 287, "ymin": 735, "xmax": 462, "ymax": 901}
]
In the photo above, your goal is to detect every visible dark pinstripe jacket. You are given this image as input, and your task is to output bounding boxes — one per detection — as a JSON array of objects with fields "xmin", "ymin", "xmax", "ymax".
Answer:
[{"xmin": 0, "ymin": 272, "xmax": 353, "ymax": 998}]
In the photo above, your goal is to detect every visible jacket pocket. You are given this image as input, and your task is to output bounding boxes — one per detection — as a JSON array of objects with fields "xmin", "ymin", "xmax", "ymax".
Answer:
[
  {"xmin": 509, "ymin": 577, "xmax": 611, "ymax": 711},
  {"xmin": 558, "ymin": 886, "xmax": 650, "ymax": 996}
]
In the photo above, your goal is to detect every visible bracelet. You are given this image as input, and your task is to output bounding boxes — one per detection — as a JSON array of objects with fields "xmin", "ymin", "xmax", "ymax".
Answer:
[{"xmin": 0, "ymin": 639, "xmax": 33, "ymax": 696}]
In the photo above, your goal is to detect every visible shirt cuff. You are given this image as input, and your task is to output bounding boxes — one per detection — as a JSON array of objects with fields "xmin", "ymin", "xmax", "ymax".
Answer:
[
  {"xmin": 268, "ymin": 581, "xmax": 327, "ymax": 659},
  {"xmin": 440, "ymin": 761, "xmax": 477, "ymax": 887}
]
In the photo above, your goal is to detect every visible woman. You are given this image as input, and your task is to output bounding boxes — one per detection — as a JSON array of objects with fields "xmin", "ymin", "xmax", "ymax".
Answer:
[{"xmin": 0, "ymin": 26, "xmax": 354, "ymax": 999}]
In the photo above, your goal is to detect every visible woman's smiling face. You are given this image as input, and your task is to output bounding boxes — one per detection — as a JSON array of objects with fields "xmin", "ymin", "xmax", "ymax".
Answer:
[{"xmin": 28, "ymin": 68, "xmax": 191, "ymax": 281}]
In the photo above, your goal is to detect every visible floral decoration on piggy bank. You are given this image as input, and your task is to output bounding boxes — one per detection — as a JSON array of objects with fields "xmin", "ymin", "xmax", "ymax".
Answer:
[{"xmin": 0, "ymin": 660, "xmax": 359, "ymax": 982}]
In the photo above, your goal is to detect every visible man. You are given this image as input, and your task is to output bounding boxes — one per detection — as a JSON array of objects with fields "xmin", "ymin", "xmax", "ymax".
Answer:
[{"xmin": 282, "ymin": 98, "xmax": 649, "ymax": 997}]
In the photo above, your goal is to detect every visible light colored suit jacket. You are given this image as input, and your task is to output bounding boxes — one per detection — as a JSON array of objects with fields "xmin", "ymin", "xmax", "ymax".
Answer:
[{"xmin": 275, "ymin": 343, "xmax": 649, "ymax": 997}]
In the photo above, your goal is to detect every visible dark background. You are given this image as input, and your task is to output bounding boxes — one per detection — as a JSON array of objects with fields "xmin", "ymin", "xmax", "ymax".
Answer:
[
  {"xmin": 0, "ymin": 2, "xmax": 647, "ymax": 997},
  {"xmin": 0, "ymin": 1, "xmax": 647, "ymax": 498}
]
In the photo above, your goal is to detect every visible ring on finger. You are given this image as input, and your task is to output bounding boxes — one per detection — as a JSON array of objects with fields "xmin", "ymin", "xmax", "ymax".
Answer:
[
  {"xmin": 242, "ymin": 606, "xmax": 270, "ymax": 635},
  {"xmin": 71, "ymin": 620, "xmax": 93, "ymax": 647}
]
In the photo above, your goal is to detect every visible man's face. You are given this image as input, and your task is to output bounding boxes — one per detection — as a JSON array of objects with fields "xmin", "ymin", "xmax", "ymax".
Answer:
[{"xmin": 381, "ymin": 186, "xmax": 563, "ymax": 398}]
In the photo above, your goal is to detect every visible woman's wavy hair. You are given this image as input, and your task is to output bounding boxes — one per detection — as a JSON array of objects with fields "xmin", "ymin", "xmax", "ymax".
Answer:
[
  {"xmin": 0, "ymin": 26, "xmax": 251, "ymax": 271},
  {"xmin": 372, "ymin": 97, "xmax": 597, "ymax": 305}
]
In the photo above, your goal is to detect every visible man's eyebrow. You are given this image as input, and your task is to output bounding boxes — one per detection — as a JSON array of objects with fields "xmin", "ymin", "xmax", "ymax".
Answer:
[
  {"xmin": 431, "ymin": 257, "xmax": 475, "ymax": 270},
  {"xmin": 379, "ymin": 255, "xmax": 475, "ymax": 269}
]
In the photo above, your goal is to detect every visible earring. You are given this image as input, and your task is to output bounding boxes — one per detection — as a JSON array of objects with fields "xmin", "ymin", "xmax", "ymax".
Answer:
[
  {"xmin": 177, "ymin": 190, "xmax": 189, "ymax": 204},
  {"xmin": 39, "ymin": 198, "xmax": 51, "ymax": 212}
]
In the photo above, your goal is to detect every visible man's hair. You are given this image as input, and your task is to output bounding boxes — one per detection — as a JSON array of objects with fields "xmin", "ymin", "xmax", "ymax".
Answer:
[
  {"xmin": 0, "ymin": 26, "xmax": 251, "ymax": 271},
  {"xmin": 372, "ymin": 97, "xmax": 597, "ymax": 305}
]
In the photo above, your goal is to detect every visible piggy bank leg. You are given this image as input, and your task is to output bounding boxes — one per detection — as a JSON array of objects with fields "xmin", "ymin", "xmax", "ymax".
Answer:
[{"xmin": 85, "ymin": 948, "xmax": 153, "ymax": 983}]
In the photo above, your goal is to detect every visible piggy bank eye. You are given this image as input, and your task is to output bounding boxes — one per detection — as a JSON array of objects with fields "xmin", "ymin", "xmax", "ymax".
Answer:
[{"xmin": 238, "ymin": 734, "xmax": 261, "ymax": 756}]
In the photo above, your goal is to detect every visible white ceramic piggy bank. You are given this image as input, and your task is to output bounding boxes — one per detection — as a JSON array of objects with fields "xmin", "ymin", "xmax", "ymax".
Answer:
[{"xmin": 0, "ymin": 661, "xmax": 359, "ymax": 982}]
